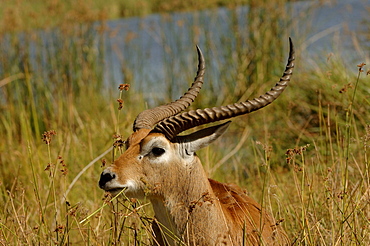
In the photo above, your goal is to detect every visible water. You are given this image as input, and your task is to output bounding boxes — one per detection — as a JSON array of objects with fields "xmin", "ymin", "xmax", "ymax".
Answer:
[
  {"xmin": 293, "ymin": 0, "xmax": 369, "ymax": 60},
  {"xmin": 102, "ymin": 0, "xmax": 369, "ymax": 99},
  {"xmin": 1, "ymin": 0, "xmax": 369, "ymax": 103}
]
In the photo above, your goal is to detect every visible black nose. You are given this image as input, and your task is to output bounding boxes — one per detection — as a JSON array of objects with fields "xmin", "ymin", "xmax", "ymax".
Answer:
[{"xmin": 99, "ymin": 171, "xmax": 116, "ymax": 189}]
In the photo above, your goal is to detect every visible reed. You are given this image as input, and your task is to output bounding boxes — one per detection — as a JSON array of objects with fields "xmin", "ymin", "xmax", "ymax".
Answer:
[{"xmin": 1, "ymin": 0, "xmax": 369, "ymax": 245}]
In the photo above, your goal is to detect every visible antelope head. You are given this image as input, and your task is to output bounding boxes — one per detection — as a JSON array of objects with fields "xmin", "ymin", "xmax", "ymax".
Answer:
[{"xmin": 99, "ymin": 39, "xmax": 294, "ymax": 245}]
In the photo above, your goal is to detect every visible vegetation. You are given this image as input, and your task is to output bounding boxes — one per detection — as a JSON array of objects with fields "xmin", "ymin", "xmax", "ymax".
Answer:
[
  {"xmin": 0, "ymin": 0, "xmax": 249, "ymax": 34},
  {"xmin": 1, "ymin": 0, "xmax": 369, "ymax": 245}
]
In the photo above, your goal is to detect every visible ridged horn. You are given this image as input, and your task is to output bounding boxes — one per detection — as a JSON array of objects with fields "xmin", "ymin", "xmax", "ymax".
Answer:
[
  {"xmin": 133, "ymin": 46, "xmax": 205, "ymax": 131},
  {"xmin": 153, "ymin": 38, "xmax": 295, "ymax": 140}
]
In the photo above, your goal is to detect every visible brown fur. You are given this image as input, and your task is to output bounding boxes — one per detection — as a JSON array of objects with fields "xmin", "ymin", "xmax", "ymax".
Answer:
[{"xmin": 209, "ymin": 179, "xmax": 289, "ymax": 245}]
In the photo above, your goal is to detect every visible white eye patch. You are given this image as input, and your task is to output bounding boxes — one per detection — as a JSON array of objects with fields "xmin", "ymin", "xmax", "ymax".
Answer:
[{"xmin": 140, "ymin": 137, "xmax": 172, "ymax": 164}]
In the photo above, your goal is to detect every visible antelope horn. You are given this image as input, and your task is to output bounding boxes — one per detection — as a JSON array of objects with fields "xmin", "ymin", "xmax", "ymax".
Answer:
[
  {"xmin": 133, "ymin": 46, "xmax": 205, "ymax": 131},
  {"xmin": 153, "ymin": 38, "xmax": 295, "ymax": 140}
]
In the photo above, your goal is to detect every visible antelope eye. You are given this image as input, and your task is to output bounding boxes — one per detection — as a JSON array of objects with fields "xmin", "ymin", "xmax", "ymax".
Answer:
[{"xmin": 152, "ymin": 147, "xmax": 165, "ymax": 157}]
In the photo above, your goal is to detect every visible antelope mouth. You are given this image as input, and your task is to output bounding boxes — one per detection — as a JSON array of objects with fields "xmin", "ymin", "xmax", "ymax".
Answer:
[
  {"xmin": 106, "ymin": 187, "xmax": 125, "ymax": 193},
  {"xmin": 103, "ymin": 186, "xmax": 128, "ymax": 197}
]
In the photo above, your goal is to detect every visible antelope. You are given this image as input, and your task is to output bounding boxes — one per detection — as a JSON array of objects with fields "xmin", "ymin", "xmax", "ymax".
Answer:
[{"xmin": 99, "ymin": 38, "xmax": 294, "ymax": 245}]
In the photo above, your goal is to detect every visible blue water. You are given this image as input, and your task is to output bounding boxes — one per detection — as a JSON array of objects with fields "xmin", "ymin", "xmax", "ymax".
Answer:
[
  {"xmin": 0, "ymin": 0, "xmax": 369, "ymax": 102},
  {"xmin": 101, "ymin": 0, "xmax": 369, "ymax": 101}
]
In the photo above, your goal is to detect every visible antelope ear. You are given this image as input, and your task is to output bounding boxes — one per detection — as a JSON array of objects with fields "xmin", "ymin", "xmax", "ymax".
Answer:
[{"xmin": 175, "ymin": 121, "xmax": 231, "ymax": 155}]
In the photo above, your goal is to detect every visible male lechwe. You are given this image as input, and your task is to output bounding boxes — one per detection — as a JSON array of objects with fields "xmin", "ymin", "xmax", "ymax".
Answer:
[{"xmin": 99, "ymin": 38, "xmax": 294, "ymax": 245}]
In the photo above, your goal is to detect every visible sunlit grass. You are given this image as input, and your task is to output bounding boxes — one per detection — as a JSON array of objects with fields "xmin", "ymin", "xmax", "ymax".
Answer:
[
  {"xmin": 1, "ymin": 0, "xmax": 370, "ymax": 245},
  {"xmin": 0, "ymin": 0, "xmax": 249, "ymax": 34}
]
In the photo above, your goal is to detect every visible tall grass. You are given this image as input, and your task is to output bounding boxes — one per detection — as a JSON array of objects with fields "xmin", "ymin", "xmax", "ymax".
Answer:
[
  {"xmin": 1, "ymin": 0, "xmax": 370, "ymax": 245},
  {"xmin": 0, "ymin": 0, "xmax": 249, "ymax": 34}
]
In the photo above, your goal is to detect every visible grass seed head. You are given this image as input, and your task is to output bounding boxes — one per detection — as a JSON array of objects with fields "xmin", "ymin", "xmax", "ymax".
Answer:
[
  {"xmin": 119, "ymin": 83, "xmax": 130, "ymax": 91},
  {"xmin": 357, "ymin": 62, "xmax": 366, "ymax": 72},
  {"xmin": 117, "ymin": 98, "xmax": 124, "ymax": 110},
  {"xmin": 113, "ymin": 134, "xmax": 125, "ymax": 149},
  {"xmin": 101, "ymin": 158, "xmax": 107, "ymax": 168},
  {"xmin": 42, "ymin": 130, "xmax": 57, "ymax": 144}
]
